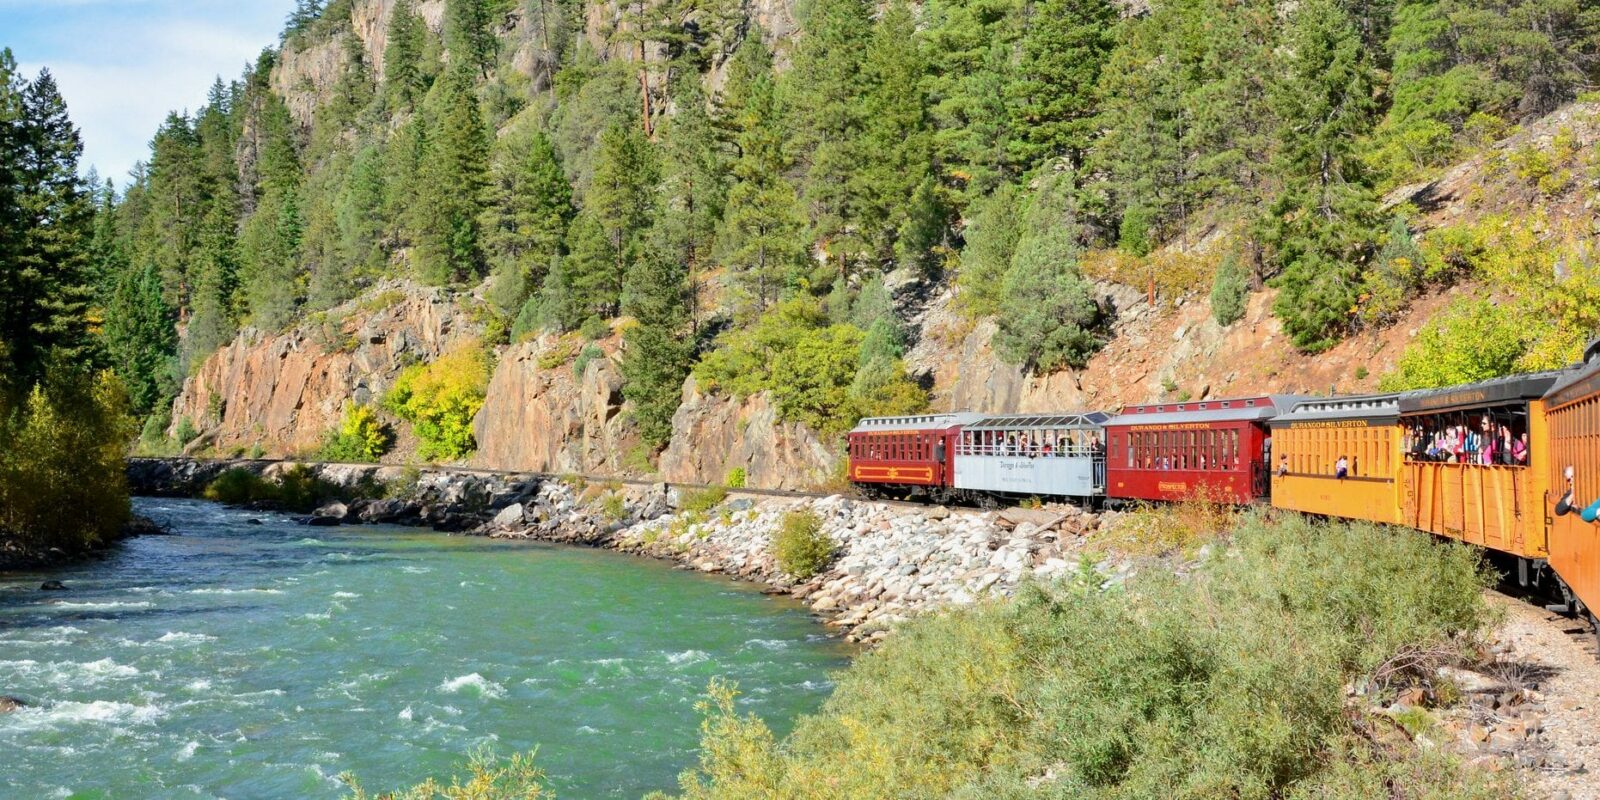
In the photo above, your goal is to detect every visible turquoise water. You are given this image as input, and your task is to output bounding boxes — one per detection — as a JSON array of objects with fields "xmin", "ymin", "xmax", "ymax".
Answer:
[{"xmin": 0, "ymin": 498, "xmax": 850, "ymax": 799}]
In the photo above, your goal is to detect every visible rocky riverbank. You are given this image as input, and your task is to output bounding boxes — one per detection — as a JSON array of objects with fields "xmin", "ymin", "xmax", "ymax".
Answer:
[{"xmin": 126, "ymin": 458, "xmax": 1135, "ymax": 642}]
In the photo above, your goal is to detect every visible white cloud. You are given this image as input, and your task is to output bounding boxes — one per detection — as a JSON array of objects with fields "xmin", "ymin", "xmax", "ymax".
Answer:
[{"xmin": 9, "ymin": 2, "xmax": 295, "ymax": 185}]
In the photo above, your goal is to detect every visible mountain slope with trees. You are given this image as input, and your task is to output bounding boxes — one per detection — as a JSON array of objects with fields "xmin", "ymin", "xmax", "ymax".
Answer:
[{"xmin": 77, "ymin": 0, "xmax": 1599, "ymax": 464}]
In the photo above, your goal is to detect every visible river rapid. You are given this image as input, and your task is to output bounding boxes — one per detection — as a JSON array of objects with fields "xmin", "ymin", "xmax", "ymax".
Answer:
[{"xmin": 0, "ymin": 498, "xmax": 850, "ymax": 799}]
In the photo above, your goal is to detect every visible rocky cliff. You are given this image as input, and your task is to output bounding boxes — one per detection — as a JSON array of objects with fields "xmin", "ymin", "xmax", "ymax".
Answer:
[
  {"xmin": 168, "ymin": 281, "xmax": 481, "ymax": 457},
  {"xmin": 471, "ymin": 335, "xmax": 639, "ymax": 475}
]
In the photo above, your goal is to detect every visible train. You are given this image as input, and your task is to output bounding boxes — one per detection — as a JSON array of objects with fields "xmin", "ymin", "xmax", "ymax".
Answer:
[{"xmin": 847, "ymin": 338, "xmax": 1600, "ymax": 637}]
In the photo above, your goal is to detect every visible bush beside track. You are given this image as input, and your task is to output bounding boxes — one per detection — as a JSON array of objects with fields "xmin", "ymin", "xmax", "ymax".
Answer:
[{"xmin": 655, "ymin": 512, "xmax": 1522, "ymax": 800}]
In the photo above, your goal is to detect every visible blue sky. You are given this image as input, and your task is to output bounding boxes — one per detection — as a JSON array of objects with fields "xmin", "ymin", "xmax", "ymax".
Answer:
[{"xmin": 2, "ymin": 0, "xmax": 298, "ymax": 186}]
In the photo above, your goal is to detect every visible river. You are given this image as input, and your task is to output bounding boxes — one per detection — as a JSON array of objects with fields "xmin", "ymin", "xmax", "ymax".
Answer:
[{"xmin": 0, "ymin": 498, "xmax": 850, "ymax": 799}]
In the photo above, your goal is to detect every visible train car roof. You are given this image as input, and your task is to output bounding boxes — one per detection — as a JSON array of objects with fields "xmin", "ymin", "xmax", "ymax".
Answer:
[
  {"xmin": 1544, "ymin": 343, "xmax": 1600, "ymax": 409},
  {"xmin": 1270, "ymin": 394, "xmax": 1400, "ymax": 427},
  {"xmin": 963, "ymin": 411, "xmax": 1111, "ymax": 431},
  {"xmin": 848, "ymin": 412, "xmax": 987, "ymax": 434},
  {"xmin": 1397, "ymin": 371, "xmax": 1566, "ymax": 415},
  {"xmin": 1105, "ymin": 395, "xmax": 1313, "ymax": 427}
]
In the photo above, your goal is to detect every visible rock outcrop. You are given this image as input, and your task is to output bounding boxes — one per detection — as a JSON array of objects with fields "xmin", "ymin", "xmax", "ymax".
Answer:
[
  {"xmin": 471, "ymin": 337, "xmax": 641, "ymax": 476},
  {"xmin": 908, "ymin": 275, "xmax": 1445, "ymax": 414},
  {"xmin": 658, "ymin": 381, "xmax": 836, "ymax": 491},
  {"xmin": 167, "ymin": 281, "xmax": 480, "ymax": 457}
]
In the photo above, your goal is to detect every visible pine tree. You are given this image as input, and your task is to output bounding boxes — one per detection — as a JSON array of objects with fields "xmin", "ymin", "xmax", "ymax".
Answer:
[
  {"xmin": 567, "ymin": 123, "xmax": 658, "ymax": 318},
  {"xmin": 858, "ymin": 0, "xmax": 937, "ymax": 264},
  {"xmin": 920, "ymin": 0, "xmax": 1021, "ymax": 203},
  {"xmin": 284, "ymin": 0, "xmax": 326, "ymax": 43},
  {"xmin": 657, "ymin": 73, "xmax": 726, "ymax": 329},
  {"xmin": 1210, "ymin": 253, "xmax": 1249, "ymax": 326},
  {"xmin": 104, "ymin": 261, "xmax": 177, "ymax": 416},
  {"xmin": 412, "ymin": 66, "xmax": 491, "ymax": 284},
  {"xmin": 621, "ymin": 229, "xmax": 691, "ymax": 449},
  {"xmin": 384, "ymin": 0, "xmax": 432, "ymax": 110},
  {"xmin": 0, "ymin": 66, "xmax": 98, "ymax": 386},
  {"xmin": 183, "ymin": 203, "xmax": 240, "ymax": 367},
  {"xmin": 784, "ymin": 0, "xmax": 873, "ymax": 252},
  {"xmin": 240, "ymin": 187, "xmax": 304, "ymax": 330},
  {"xmin": 953, "ymin": 182, "xmax": 1020, "ymax": 316},
  {"xmin": 139, "ymin": 112, "xmax": 206, "ymax": 308},
  {"xmin": 337, "ymin": 143, "xmax": 388, "ymax": 275},
  {"xmin": 1263, "ymin": 0, "xmax": 1382, "ymax": 353},
  {"xmin": 254, "ymin": 93, "xmax": 302, "ymax": 197},
  {"xmin": 482, "ymin": 125, "xmax": 574, "ymax": 313},
  {"xmin": 992, "ymin": 167, "xmax": 1101, "ymax": 372},
  {"xmin": 445, "ymin": 0, "xmax": 498, "ymax": 77},
  {"xmin": 1006, "ymin": 0, "xmax": 1117, "ymax": 172},
  {"xmin": 717, "ymin": 68, "xmax": 806, "ymax": 318}
]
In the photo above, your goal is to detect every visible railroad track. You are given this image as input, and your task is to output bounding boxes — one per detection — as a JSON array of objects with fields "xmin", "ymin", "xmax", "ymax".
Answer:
[{"xmin": 126, "ymin": 456, "xmax": 936, "ymax": 512}]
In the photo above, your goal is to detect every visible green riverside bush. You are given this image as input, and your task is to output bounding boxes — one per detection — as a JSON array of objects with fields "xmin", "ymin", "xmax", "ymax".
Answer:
[
  {"xmin": 660, "ymin": 512, "xmax": 1515, "ymax": 800},
  {"xmin": 0, "ymin": 372, "xmax": 135, "ymax": 551},
  {"xmin": 772, "ymin": 510, "xmax": 835, "ymax": 580},
  {"xmin": 679, "ymin": 486, "xmax": 728, "ymax": 515},
  {"xmin": 204, "ymin": 465, "xmax": 345, "ymax": 513}
]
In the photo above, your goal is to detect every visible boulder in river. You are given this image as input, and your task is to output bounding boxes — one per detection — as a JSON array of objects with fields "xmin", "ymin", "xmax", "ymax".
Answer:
[
  {"xmin": 39, "ymin": 580, "xmax": 66, "ymax": 591},
  {"xmin": 314, "ymin": 502, "xmax": 350, "ymax": 522},
  {"xmin": 492, "ymin": 503, "xmax": 526, "ymax": 529},
  {"xmin": 305, "ymin": 515, "xmax": 342, "ymax": 527},
  {"xmin": 0, "ymin": 696, "xmax": 28, "ymax": 713}
]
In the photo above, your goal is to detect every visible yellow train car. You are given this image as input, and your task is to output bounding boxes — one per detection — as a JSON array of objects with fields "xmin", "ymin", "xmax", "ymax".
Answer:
[
  {"xmin": 1396, "ymin": 372, "xmax": 1563, "ymax": 559},
  {"xmin": 1269, "ymin": 395, "xmax": 1403, "ymax": 525},
  {"xmin": 1545, "ymin": 343, "xmax": 1600, "ymax": 622}
]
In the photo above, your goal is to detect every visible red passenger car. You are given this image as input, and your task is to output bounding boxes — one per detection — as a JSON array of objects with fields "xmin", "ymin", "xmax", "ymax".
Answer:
[
  {"xmin": 1102, "ymin": 395, "xmax": 1310, "ymax": 503},
  {"xmin": 846, "ymin": 413, "xmax": 984, "ymax": 500}
]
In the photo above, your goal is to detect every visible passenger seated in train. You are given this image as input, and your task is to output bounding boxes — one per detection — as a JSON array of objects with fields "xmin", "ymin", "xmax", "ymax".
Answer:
[{"xmin": 1401, "ymin": 409, "xmax": 1531, "ymax": 466}]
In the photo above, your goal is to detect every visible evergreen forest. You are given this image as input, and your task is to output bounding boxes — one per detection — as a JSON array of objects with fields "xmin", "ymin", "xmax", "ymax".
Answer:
[{"xmin": 20, "ymin": 0, "xmax": 1600, "ymax": 453}]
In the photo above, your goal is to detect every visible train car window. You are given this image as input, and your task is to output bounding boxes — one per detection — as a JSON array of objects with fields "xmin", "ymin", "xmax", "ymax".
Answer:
[{"xmin": 1403, "ymin": 405, "xmax": 1531, "ymax": 467}]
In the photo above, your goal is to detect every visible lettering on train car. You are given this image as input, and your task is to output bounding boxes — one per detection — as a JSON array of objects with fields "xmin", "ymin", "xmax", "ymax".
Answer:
[
  {"xmin": 1158, "ymin": 481, "xmax": 1187, "ymax": 493},
  {"xmin": 1411, "ymin": 389, "xmax": 1489, "ymax": 410},
  {"xmin": 1287, "ymin": 420, "xmax": 1371, "ymax": 429},
  {"xmin": 1129, "ymin": 423, "xmax": 1214, "ymax": 432}
]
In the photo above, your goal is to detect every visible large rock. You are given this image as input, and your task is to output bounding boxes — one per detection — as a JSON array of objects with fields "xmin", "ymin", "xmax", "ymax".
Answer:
[
  {"xmin": 492, "ymin": 503, "xmax": 527, "ymax": 529},
  {"xmin": 659, "ymin": 381, "xmax": 836, "ymax": 491},
  {"xmin": 471, "ymin": 337, "xmax": 641, "ymax": 475},
  {"xmin": 0, "ymin": 696, "xmax": 27, "ymax": 714}
]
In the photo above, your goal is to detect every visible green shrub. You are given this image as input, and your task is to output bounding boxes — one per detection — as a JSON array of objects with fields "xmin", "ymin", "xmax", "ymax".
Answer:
[
  {"xmin": 572, "ymin": 343, "xmax": 604, "ymax": 378},
  {"xmin": 723, "ymin": 468, "xmax": 747, "ymax": 489},
  {"xmin": 623, "ymin": 443, "xmax": 656, "ymax": 474},
  {"xmin": 204, "ymin": 465, "xmax": 342, "ymax": 513},
  {"xmin": 580, "ymin": 315, "xmax": 611, "ymax": 341},
  {"xmin": 0, "ymin": 371, "xmax": 135, "ymax": 551},
  {"xmin": 174, "ymin": 415, "xmax": 199, "ymax": 445},
  {"xmin": 680, "ymin": 486, "xmax": 727, "ymax": 515},
  {"xmin": 772, "ymin": 510, "xmax": 835, "ymax": 580},
  {"xmin": 596, "ymin": 493, "xmax": 625, "ymax": 522},
  {"xmin": 317, "ymin": 403, "xmax": 393, "ymax": 463},
  {"xmin": 342, "ymin": 747, "xmax": 550, "ymax": 800},
  {"xmin": 693, "ymin": 296, "xmax": 906, "ymax": 436},
  {"xmin": 665, "ymin": 513, "xmax": 1508, "ymax": 800},
  {"xmin": 384, "ymin": 344, "xmax": 490, "ymax": 462},
  {"xmin": 1209, "ymin": 253, "xmax": 1249, "ymax": 326},
  {"xmin": 204, "ymin": 468, "xmax": 273, "ymax": 505}
]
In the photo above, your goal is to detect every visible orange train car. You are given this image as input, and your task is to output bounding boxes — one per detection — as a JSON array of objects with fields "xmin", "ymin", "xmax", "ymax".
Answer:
[
  {"xmin": 1394, "ymin": 372, "xmax": 1563, "ymax": 560},
  {"xmin": 1545, "ymin": 341, "xmax": 1600, "ymax": 625},
  {"xmin": 1268, "ymin": 395, "xmax": 1404, "ymax": 525}
]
